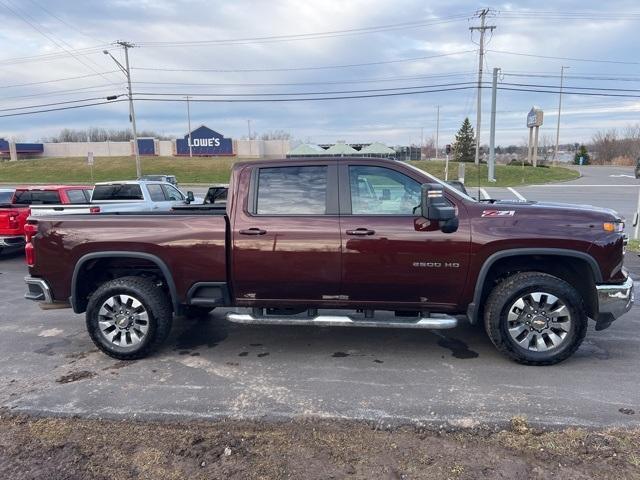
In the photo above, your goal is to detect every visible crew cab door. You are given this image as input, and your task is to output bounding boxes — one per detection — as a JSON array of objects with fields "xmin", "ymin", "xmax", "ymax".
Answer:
[
  {"xmin": 231, "ymin": 161, "xmax": 341, "ymax": 303},
  {"xmin": 338, "ymin": 163, "xmax": 470, "ymax": 309}
]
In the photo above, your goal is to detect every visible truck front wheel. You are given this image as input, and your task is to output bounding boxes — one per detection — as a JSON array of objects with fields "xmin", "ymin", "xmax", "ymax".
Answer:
[
  {"xmin": 86, "ymin": 276, "xmax": 173, "ymax": 360},
  {"xmin": 484, "ymin": 272, "xmax": 588, "ymax": 366}
]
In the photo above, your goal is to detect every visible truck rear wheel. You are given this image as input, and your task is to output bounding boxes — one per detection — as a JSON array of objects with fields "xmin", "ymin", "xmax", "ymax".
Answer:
[
  {"xmin": 86, "ymin": 276, "xmax": 173, "ymax": 360},
  {"xmin": 484, "ymin": 272, "xmax": 587, "ymax": 366}
]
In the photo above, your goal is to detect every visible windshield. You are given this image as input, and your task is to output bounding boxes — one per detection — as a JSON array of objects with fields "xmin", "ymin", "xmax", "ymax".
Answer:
[{"xmin": 402, "ymin": 162, "xmax": 477, "ymax": 202}]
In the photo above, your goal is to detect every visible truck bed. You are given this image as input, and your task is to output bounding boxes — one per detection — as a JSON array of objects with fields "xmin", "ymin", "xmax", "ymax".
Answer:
[{"xmin": 29, "ymin": 212, "xmax": 229, "ymax": 306}]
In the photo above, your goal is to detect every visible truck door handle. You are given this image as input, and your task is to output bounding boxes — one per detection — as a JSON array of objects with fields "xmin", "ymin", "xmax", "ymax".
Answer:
[
  {"xmin": 346, "ymin": 228, "xmax": 375, "ymax": 236},
  {"xmin": 239, "ymin": 228, "xmax": 267, "ymax": 235}
]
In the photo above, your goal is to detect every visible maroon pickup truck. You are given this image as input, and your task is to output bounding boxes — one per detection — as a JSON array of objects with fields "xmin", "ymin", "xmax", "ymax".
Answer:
[{"xmin": 24, "ymin": 157, "xmax": 633, "ymax": 365}]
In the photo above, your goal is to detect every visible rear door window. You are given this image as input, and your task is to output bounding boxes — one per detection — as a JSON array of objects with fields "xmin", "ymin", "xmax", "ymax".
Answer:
[
  {"xmin": 256, "ymin": 166, "xmax": 327, "ymax": 215},
  {"xmin": 0, "ymin": 191, "xmax": 13, "ymax": 203},
  {"xmin": 92, "ymin": 184, "xmax": 143, "ymax": 201},
  {"xmin": 66, "ymin": 189, "xmax": 87, "ymax": 204},
  {"xmin": 147, "ymin": 184, "xmax": 166, "ymax": 202},
  {"xmin": 13, "ymin": 190, "xmax": 62, "ymax": 205}
]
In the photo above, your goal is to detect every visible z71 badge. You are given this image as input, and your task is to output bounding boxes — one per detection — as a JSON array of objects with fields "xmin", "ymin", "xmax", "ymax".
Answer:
[{"xmin": 482, "ymin": 210, "xmax": 515, "ymax": 217}]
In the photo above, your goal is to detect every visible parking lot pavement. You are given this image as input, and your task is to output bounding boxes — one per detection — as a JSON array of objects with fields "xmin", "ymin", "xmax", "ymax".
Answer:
[{"xmin": 1, "ymin": 253, "xmax": 638, "ymax": 428}]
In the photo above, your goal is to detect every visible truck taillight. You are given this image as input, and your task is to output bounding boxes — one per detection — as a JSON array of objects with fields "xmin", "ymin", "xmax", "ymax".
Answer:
[
  {"xmin": 89, "ymin": 206, "xmax": 100, "ymax": 214},
  {"xmin": 8, "ymin": 212, "xmax": 19, "ymax": 229},
  {"xmin": 24, "ymin": 223, "xmax": 38, "ymax": 267}
]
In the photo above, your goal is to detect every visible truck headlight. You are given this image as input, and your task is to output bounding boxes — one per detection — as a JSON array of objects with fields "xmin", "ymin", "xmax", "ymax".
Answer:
[{"xmin": 603, "ymin": 221, "xmax": 624, "ymax": 233}]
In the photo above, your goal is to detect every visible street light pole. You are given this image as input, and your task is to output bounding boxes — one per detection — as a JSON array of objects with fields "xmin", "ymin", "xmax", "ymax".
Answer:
[
  {"xmin": 553, "ymin": 65, "xmax": 569, "ymax": 166},
  {"xmin": 104, "ymin": 41, "xmax": 141, "ymax": 177},
  {"xmin": 435, "ymin": 105, "xmax": 440, "ymax": 160},
  {"xmin": 186, "ymin": 96, "xmax": 193, "ymax": 157}
]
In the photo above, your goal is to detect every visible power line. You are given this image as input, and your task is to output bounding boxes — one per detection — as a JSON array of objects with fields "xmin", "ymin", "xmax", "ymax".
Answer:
[
  {"xmin": 26, "ymin": 0, "xmax": 108, "ymax": 43},
  {"xmin": 0, "ymin": 45, "xmax": 108, "ymax": 66},
  {"xmin": 0, "ymin": 95, "xmax": 124, "ymax": 112},
  {"xmin": 0, "ymin": 99, "xmax": 126, "ymax": 118},
  {"xmin": 488, "ymin": 49, "xmax": 640, "ymax": 65},
  {"xmin": 0, "ymin": 71, "xmax": 119, "ymax": 89},
  {"xmin": 136, "ymin": 14, "xmax": 473, "ymax": 47},
  {"xmin": 132, "ymin": 50, "xmax": 476, "ymax": 73},
  {"xmin": 133, "ymin": 81, "xmax": 479, "ymax": 97},
  {"xmin": 131, "ymin": 71, "xmax": 478, "ymax": 88},
  {"xmin": 0, "ymin": 0, "xmax": 119, "ymax": 85}
]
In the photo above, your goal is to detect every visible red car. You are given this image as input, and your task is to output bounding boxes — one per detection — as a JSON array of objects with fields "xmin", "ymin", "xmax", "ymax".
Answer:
[{"xmin": 0, "ymin": 185, "xmax": 92, "ymax": 254}]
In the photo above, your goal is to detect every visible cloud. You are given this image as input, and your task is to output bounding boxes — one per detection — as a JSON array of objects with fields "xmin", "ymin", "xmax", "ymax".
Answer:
[{"xmin": 0, "ymin": 0, "xmax": 639, "ymax": 146}]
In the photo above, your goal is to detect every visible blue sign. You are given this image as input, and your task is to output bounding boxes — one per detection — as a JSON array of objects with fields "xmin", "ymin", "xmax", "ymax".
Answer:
[
  {"xmin": 0, "ymin": 138, "xmax": 43, "ymax": 154},
  {"xmin": 137, "ymin": 138, "xmax": 156, "ymax": 155},
  {"xmin": 176, "ymin": 125, "xmax": 234, "ymax": 156}
]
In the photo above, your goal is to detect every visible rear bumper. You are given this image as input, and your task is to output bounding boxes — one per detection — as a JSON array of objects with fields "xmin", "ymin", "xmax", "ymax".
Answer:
[
  {"xmin": 24, "ymin": 276, "xmax": 53, "ymax": 303},
  {"xmin": 595, "ymin": 275, "xmax": 634, "ymax": 330},
  {"xmin": 0, "ymin": 235, "xmax": 25, "ymax": 249}
]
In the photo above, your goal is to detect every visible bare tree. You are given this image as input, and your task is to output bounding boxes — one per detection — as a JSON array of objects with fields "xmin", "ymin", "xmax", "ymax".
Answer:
[
  {"xmin": 259, "ymin": 130, "xmax": 292, "ymax": 141},
  {"xmin": 421, "ymin": 136, "xmax": 436, "ymax": 159}
]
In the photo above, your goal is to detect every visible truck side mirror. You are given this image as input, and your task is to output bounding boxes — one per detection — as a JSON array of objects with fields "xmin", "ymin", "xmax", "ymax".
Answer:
[
  {"xmin": 186, "ymin": 191, "xmax": 195, "ymax": 204},
  {"xmin": 421, "ymin": 183, "xmax": 458, "ymax": 233}
]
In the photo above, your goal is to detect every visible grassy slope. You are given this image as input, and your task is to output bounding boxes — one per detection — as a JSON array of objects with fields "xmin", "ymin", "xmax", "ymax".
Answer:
[{"xmin": 0, "ymin": 156, "xmax": 579, "ymax": 186}]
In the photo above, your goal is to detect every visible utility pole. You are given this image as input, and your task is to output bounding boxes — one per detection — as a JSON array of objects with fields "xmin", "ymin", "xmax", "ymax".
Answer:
[
  {"xmin": 420, "ymin": 127, "xmax": 424, "ymax": 159},
  {"xmin": 488, "ymin": 67, "xmax": 500, "ymax": 182},
  {"xmin": 554, "ymin": 65, "xmax": 569, "ymax": 165},
  {"xmin": 470, "ymin": 8, "xmax": 496, "ymax": 165},
  {"xmin": 186, "ymin": 96, "xmax": 193, "ymax": 157},
  {"xmin": 435, "ymin": 105, "xmax": 440, "ymax": 160},
  {"xmin": 104, "ymin": 41, "xmax": 141, "ymax": 177}
]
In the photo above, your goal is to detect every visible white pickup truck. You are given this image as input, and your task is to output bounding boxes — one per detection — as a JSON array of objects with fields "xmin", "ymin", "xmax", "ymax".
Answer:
[{"xmin": 29, "ymin": 180, "xmax": 200, "ymax": 216}]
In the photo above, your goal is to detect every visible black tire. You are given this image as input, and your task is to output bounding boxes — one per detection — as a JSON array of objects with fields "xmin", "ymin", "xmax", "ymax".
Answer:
[
  {"xmin": 181, "ymin": 305, "xmax": 215, "ymax": 319},
  {"xmin": 86, "ymin": 276, "xmax": 173, "ymax": 360},
  {"xmin": 484, "ymin": 272, "xmax": 588, "ymax": 366}
]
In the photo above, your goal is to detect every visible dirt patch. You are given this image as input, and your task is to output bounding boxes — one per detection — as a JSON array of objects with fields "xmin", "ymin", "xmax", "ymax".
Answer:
[
  {"xmin": 0, "ymin": 413, "xmax": 638, "ymax": 480},
  {"xmin": 55, "ymin": 370, "xmax": 96, "ymax": 384}
]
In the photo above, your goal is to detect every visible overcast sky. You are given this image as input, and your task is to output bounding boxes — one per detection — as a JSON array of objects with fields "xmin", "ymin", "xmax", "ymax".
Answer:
[{"xmin": 1, "ymin": 0, "xmax": 640, "ymax": 147}]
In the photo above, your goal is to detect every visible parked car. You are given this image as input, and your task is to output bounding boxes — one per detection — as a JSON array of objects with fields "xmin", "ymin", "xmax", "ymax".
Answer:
[
  {"xmin": 24, "ymin": 157, "xmax": 633, "ymax": 365},
  {"xmin": 138, "ymin": 175, "xmax": 178, "ymax": 187},
  {"xmin": 29, "ymin": 180, "xmax": 200, "ymax": 216},
  {"xmin": 0, "ymin": 185, "xmax": 92, "ymax": 254},
  {"xmin": 635, "ymin": 158, "xmax": 640, "ymax": 179}
]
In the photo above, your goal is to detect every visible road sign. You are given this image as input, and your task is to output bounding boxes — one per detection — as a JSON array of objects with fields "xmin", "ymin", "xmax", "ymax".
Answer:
[{"xmin": 87, "ymin": 151, "xmax": 94, "ymax": 166}]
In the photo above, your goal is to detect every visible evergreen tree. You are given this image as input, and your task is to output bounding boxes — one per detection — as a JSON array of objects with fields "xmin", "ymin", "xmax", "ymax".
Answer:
[
  {"xmin": 574, "ymin": 144, "xmax": 590, "ymax": 165},
  {"xmin": 453, "ymin": 118, "xmax": 476, "ymax": 163}
]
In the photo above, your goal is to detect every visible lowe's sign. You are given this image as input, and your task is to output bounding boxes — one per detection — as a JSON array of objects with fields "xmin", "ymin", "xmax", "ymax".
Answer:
[{"xmin": 176, "ymin": 125, "xmax": 234, "ymax": 156}]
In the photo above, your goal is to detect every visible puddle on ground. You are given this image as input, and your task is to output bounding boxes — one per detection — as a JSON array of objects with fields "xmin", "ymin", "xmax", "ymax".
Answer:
[
  {"xmin": 174, "ymin": 321, "xmax": 228, "ymax": 350},
  {"xmin": 437, "ymin": 337, "xmax": 479, "ymax": 359},
  {"xmin": 332, "ymin": 352, "xmax": 349, "ymax": 358}
]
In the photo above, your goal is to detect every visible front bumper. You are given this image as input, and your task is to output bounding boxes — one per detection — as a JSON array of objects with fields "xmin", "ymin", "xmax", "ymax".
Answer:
[
  {"xmin": 595, "ymin": 276, "xmax": 634, "ymax": 330},
  {"xmin": 0, "ymin": 235, "xmax": 25, "ymax": 249},
  {"xmin": 24, "ymin": 276, "xmax": 53, "ymax": 303}
]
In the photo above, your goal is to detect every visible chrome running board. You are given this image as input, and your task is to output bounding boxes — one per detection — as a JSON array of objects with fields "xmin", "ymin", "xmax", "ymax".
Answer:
[{"xmin": 225, "ymin": 311, "xmax": 458, "ymax": 330}]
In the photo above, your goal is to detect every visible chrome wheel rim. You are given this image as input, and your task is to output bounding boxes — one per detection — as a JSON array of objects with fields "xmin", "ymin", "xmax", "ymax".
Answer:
[
  {"xmin": 98, "ymin": 294, "xmax": 149, "ymax": 349},
  {"xmin": 507, "ymin": 292, "xmax": 572, "ymax": 352}
]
